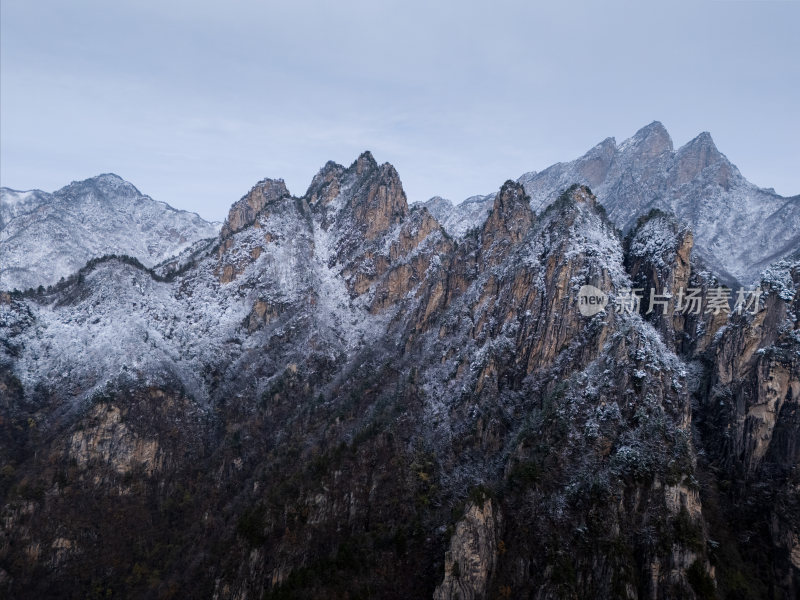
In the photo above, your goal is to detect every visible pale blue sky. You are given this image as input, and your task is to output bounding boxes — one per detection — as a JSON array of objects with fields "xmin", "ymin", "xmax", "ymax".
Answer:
[{"xmin": 2, "ymin": 0, "xmax": 798, "ymax": 222}]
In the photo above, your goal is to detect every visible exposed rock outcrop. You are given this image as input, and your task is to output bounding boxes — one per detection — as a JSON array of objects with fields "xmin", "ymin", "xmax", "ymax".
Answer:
[
  {"xmin": 220, "ymin": 178, "xmax": 290, "ymax": 239},
  {"xmin": 434, "ymin": 499, "xmax": 502, "ymax": 600},
  {"xmin": 480, "ymin": 180, "xmax": 534, "ymax": 266},
  {"xmin": 518, "ymin": 122, "xmax": 800, "ymax": 285}
]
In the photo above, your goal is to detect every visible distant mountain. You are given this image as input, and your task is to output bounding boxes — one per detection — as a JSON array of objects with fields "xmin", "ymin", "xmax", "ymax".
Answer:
[
  {"xmin": 0, "ymin": 174, "xmax": 220, "ymax": 290},
  {"xmin": 423, "ymin": 193, "xmax": 497, "ymax": 238},
  {"xmin": 427, "ymin": 122, "xmax": 799, "ymax": 285}
]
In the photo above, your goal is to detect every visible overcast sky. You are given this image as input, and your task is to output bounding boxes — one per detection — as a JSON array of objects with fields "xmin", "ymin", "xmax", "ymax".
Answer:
[{"xmin": 2, "ymin": 0, "xmax": 798, "ymax": 222}]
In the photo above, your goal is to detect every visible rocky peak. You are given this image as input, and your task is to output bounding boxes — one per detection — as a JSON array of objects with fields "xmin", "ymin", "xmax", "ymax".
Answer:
[
  {"xmin": 465, "ymin": 120, "xmax": 798, "ymax": 284},
  {"xmin": 62, "ymin": 173, "xmax": 142, "ymax": 200},
  {"xmin": 627, "ymin": 209, "xmax": 690, "ymax": 262},
  {"xmin": 424, "ymin": 193, "xmax": 495, "ymax": 239},
  {"xmin": 306, "ymin": 161, "xmax": 346, "ymax": 207},
  {"xmin": 542, "ymin": 184, "xmax": 602, "ymax": 222},
  {"xmin": 320, "ymin": 159, "xmax": 343, "ymax": 174},
  {"xmin": 474, "ymin": 181, "xmax": 535, "ymax": 273},
  {"xmin": 91, "ymin": 173, "xmax": 127, "ymax": 186},
  {"xmin": 579, "ymin": 134, "xmax": 616, "ymax": 156},
  {"xmin": 621, "ymin": 120, "xmax": 674, "ymax": 159},
  {"xmin": 594, "ymin": 136, "xmax": 617, "ymax": 152},
  {"xmin": 672, "ymin": 131, "xmax": 728, "ymax": 185},
  {"xmin": 418, "ymin": 196, "xmax": 453, "ymax": 232},
  {"xmin": 354, "ymin": 150, "xmax": 378, "ymax": 175},
  {"xmin": 625, "ymin": 209, "xmax": 695, "ymax": 350},
  {"xmin": 565, "ymin": 183, "xmax": 598, "ymax": 206},
  {"xmin": 306, "ymin": 152, "xmax": 409, "ymax": 241},
  {"xmin": 220, "ymin": 178, "xmax": 289, "ymax": 239},
  {"xmin": 346, "ymin": 155, "xmax": 409, "ymax": 241},
  {"xmin": 573, "ymin": 137, "xmax": 618, "ymax": 187},
  {"xmin": 1, "ymin": 174, "xmax": 220, "ymax": 291},
  {"xmin": 682, "ymin": 131, "xmax": 719, "ymax": 154},
  {"xmin": 422, "ymin": 195, "xmax": 453, "ymax": 216},
  {"xmin": 303, "ymin": 152, "xmax": 421, "ymax": 303},
  {"xmin": 481, "ymin": 180, "xmax": 534, "ymax": 249}
]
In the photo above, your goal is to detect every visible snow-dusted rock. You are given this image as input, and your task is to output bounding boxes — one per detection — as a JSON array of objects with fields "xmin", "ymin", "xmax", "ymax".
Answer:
[{"xmin": 517, "ymin": 122, "xmax": 800, "ymax": 285}]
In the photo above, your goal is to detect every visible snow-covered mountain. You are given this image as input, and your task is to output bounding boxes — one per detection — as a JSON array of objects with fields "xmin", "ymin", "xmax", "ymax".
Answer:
[
  {"xmin": 0, "ymin": 174, "xmax": 220, "ymax": 291},
  {"xmin": 1, "ymin": 151, "xmax": 799, "ymax": 599},
  {"xmin": 422, "ymin": 193, "xmax": 497, "ymax": 238},
  {"xmin": 428, "ymin": 122, "xmax": 800, "ymax": 285}
]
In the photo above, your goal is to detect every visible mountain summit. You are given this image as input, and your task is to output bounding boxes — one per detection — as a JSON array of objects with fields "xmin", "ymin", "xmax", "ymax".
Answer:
[
  {"xmin": 0, "ymin": 175, "xmax": 220, "ymax": 291},
  {"xmin": 522, "ymin": 123, "xmax": 800, "ymax": 284},
  {"xmin": 433, "ymin": 122, "xmax": 798, "ymax": 285}
]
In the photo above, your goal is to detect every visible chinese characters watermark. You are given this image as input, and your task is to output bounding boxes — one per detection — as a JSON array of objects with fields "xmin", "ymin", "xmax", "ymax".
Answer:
[{"xmin": 577, "ymin": 285, "xmax": 763, "ymax": 317}]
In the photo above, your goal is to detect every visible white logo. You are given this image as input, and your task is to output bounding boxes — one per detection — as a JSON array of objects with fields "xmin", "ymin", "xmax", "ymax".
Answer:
[{"xmin": 577, "ymin": 285, "xmax": 608, "ymax": 316}]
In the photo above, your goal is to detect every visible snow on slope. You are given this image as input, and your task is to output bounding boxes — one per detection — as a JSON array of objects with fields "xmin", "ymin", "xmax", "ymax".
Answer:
[
  {"xmin": 0, "ymin": 170, "xmax": 394, "ymax": 407},
  {"xmin": 425, "ymin": 122, "xmax": 799, "ymax": 285},
  {"xmin": 0, "ymin": 174, "xmax": 221, "ymax": 291},
  {"xmin": 517, "ymin": 122, "xmax": 800, "ymax": 285},
  {"xmin": 421, "ymin": 193, "xmax": 495, "ymax": 238}
]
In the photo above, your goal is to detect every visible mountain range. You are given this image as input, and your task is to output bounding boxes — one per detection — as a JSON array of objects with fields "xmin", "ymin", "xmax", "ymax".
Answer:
[
  {"xmin": 428, "ymin": 122, "xmax": 800, "ymax": 286},
  {"xmin": 0, "ymin": 125, "xmax": 798, "ymax": 599},
  {"xmin": 2, "ymin": 122, "xmax": 796, "ymax": 292}
]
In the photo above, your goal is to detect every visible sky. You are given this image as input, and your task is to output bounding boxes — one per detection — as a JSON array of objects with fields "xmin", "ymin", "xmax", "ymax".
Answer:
[{"xmin": 1, "ymin": 0, "xmax": 799, "ymax": 223}]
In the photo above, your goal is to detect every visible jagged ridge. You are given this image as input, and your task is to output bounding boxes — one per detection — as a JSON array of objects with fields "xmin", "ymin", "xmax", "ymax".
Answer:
[{"xmin": 0, "ymin": 155, "xmax": 798, "ymax": 599}]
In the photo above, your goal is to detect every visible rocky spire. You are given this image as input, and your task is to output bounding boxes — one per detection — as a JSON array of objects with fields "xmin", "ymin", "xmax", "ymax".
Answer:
[
  {"xmin": 220, "ymin": 178, "xmax": 289, "ymax": 239},
  {"xmin": 672, "ymin": 131, "xmax": 727, "ymax": 185},
  {"xmin": 572, "ymin": 137, "xmax": 618, "ymax": 188},
  {"xmin": 346, "ymin": 152, "xmax": 409, "ymax": 241},
  {"xmin": 476, "ymin": 180, "xmax": 534, "ymax": 270},
  {"xmin": 481, "ymin": 180, "xmax": 534, "ymax": 247},
  {"xmin": 306, "ymin": 161, "xmax": 346, "ymax": 207},
  {"xmin": 354, "ymin": 150, "xmax": 377, "ymax": 175},
  {"xmin": 622, "ymin": 120, "xmax": 673, "ymax": 159}
]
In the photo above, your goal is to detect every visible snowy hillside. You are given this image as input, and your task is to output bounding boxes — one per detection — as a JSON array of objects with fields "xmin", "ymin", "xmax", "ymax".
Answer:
[
  {"xmin": 0, "ymin": 174, "xmax": 220, "ymax": 291},
  {"xmin": 422, "ymin": 193, "xmax": 496, "ymax": 238}
]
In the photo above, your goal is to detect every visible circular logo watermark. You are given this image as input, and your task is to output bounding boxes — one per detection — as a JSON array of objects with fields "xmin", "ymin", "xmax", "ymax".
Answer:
[{"xmin": 577, "ymin": 285, "xmax": 608, "ymax": 316}]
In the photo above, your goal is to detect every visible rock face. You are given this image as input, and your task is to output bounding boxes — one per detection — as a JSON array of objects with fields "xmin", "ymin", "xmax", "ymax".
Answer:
[
  {"xmin": 692, "ymin": 258, "xmax": 800, "ymax": 597},
  {"xmin": 480, "ymin": 181, "xmax": 534, "ymax": 263},
  {"xmin": 346, "ymin": 151, "xmax": 409, "ymax": 241},
  {"xmin": 624, "ymin": 209, "xmax": 728, "ymax": 354},
  {"xmin": 219, "ymin": 178, "xmax": 290, "ymax": 238},
  {"xmin": 68, "ymin": 403, "xmax": 162, "ymax": 477},
  {"xmin": 434, "ymin": 499, "xmax": 502, "ymax": 600},
  {"xmin": 0, "ymin": 174, "xmax": 221, "ymax": 291},
  {"xmin": 0, "ymin": 155, "xmax": 798, "ymax": 599},
  {"xmin": 625, "ymin": 210, "xmax": 694, "ymax": 350}
]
